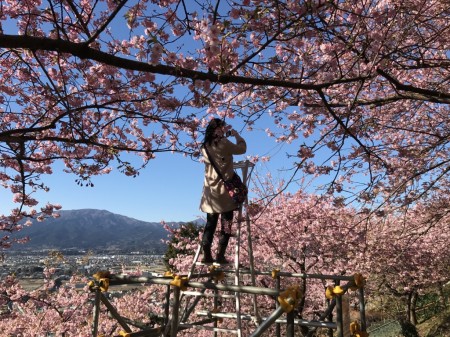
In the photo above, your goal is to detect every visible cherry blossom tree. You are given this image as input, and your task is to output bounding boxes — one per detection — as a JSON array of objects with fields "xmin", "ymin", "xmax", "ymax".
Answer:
[
  {"xmin": 227, "ymin": 187, "xmax": 449, "ymax": 326},
  {"xmin": 0, "ymin": 187, "xmax": 447, "ymax": 334},
  {"xmin": 0, "ymin": 272, "xmax": 170, "ymax": 335},
  {"xmin": 163, "ymin": 221, "xmax": 201, "ymax": 271},
  {"xmin": 359, "ymin": 199, "xmax": 450, "ymax": 324},
  {"xmin": 0, "ymin": 0, "xmax": 449, "ymax": 245}
]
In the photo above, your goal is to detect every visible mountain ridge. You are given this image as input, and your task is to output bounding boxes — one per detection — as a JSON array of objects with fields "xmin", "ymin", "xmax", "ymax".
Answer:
[{"xmin": 10, "ymin": 209, "xmax": 198, "ymax": 253}]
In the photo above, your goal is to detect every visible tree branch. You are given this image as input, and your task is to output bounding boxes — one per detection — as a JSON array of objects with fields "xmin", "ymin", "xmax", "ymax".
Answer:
[
  {"xmin": 377, "ymin": 68, "xmax": 450, "ymax": 103},
  {"xmin": 0, "ymin": 34, "xmax": 365, "ymax": 91}
]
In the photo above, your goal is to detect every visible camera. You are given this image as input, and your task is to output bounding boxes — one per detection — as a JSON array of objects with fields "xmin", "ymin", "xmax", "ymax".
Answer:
[{"xmin": 226, "ymin": 130, "xmax": 232, "ymax": 137}]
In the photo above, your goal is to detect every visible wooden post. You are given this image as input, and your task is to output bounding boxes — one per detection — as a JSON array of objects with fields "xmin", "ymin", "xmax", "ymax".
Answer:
[
  {"xmin": 213, "ymin": 287, "xmax": 218, "ymax": 337},
  {"xmin": 275, "ymin": 274, "xmax": 281, "ymax": 337},
  {"xmin": 286, "ymin": 309, "xmax": 295, "ymax": 337},
  {"xmin": 170, "ymin": 286, "xmax": 181, "ymax": 337},
  {"xmin": 99, "ymin": 292, "xmax": 132, "ymax": 333},
  {"xmin": 241, "ymin": 160, "xmax": 259, "ymax": 322},
  {"xmin": 235, "ymin": 204, "xmax": 243, "ymax": 337},
  {"xmin": 164, "ymin": 285, "xmax": 171, "ymax": 326},
  {"xmin": 342, "ymin": 295, "xmax": 351, "ymax": 337},
  {"xmin": 336, "ymin": 295, "xmax": 344, "ymax": 337},
  {"xmin": 359, "ymin": 287, "xmax": 367, "ymax": 331},
  {"xmin": 187, "ymin": 245, "xmax": 202, "ymax": 279},
  {"xmin": 246, "ymin": 211, "xmax": 259, "ymax": 319},
  {"xmin": 326, "ymin": 299, "xmax": 333, "ymax": 337},
  {"xmin": 91, "ymin": 289, "xmax": 100, "ymax": 337},
  {"xmin": 249, "ymin": 305, "xmax": 285, "ymax": 337}
]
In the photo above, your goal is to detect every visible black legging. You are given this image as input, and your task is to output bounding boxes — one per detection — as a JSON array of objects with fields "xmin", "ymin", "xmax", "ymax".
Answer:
[{"xmin": 202, "ymin": 211, "xmax": 234, "ymax": 247}]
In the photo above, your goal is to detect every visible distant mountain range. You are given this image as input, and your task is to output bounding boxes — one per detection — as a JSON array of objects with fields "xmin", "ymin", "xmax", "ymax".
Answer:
[{"xmin": 10, "ymin": 209, "xmax": 199, "ymax": 254}]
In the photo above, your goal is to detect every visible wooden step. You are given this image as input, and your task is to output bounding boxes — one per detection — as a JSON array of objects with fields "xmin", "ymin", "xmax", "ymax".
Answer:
[
  {"xmin": 195, "ymin": 261, "xmax": 233, "ymax": 267},
  {"xmin": 182, "ymin": 290, "xmax": 236, "ymax": 299},
  {"xmin": 178, "ymin": 323, "xmax": 239, "ymax": 334},
  {"xmin": 196, "ymin": 310, "xmax": 253, "ymax": 321}
]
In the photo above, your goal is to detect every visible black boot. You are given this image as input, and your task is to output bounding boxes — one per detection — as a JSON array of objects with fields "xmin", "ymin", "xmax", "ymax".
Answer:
[
  {"xmin": 215, "ymin": 242, "xmax": 230, "ymax": 264},
  {"xmin": 201, "ymin": 245, "xmax": 214, "ymax": 264}
]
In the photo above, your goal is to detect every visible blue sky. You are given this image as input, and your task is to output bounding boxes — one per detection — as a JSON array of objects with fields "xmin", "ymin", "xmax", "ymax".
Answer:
[{"xmin": 1, "ymin": 125, "xmax": 304, "ymax": 223}]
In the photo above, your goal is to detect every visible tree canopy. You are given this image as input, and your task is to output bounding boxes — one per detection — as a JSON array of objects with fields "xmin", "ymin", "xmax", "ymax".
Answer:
[{"xmin": 0, "ymin": 0, "xmax": 449, "ymax": 242}]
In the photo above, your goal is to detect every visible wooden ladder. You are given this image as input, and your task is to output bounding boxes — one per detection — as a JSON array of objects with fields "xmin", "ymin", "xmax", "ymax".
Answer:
[{"xmin": 179, "ymin": 160, "xmax": 256, "ymax": 337}]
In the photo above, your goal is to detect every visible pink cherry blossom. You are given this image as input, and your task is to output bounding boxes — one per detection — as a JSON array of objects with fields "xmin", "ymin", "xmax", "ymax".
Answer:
[{"xmin": 0, "ymin": 0, "xmax": 449, "ymax": 329}]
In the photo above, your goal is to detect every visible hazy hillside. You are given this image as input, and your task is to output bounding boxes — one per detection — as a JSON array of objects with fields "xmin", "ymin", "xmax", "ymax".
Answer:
[{"xmin": 10, "ymin": 209, "xmax": 185, "ymax": 253}]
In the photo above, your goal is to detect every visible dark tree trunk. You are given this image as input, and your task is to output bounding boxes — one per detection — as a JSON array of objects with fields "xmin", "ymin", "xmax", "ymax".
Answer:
[
  {"xmin": 404, "ymin": 290, "xmax": 418, "ymax": 325},
  {"xmin": 406, "ymin": 292, "xmax": 412, "ymax": 323},
  {"xmin": 401, "ymin": 291, "xmax": 419, "ymax": 337},
  {"xmin": 410, "ymin": 291, "xmax": 418, "ymax": 325}
]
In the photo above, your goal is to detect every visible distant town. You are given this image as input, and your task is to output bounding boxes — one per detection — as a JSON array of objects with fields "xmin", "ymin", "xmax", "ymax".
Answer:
[{"xmin": 1, "ymin": 248, "xmax": 167, "ymax": 290}]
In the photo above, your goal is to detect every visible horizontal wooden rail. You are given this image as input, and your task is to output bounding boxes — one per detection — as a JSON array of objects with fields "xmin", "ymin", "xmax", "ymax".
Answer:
[
  {"xmin": 196, "ymin": 310, "xmax": 338, "ymax": 329},
  {"xmin": 108, "ymin": 274, "xmax": 280, "ymax": 296}
]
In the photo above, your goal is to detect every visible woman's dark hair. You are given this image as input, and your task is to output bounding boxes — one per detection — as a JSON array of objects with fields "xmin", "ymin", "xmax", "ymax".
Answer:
[{"xmin": 203, "ymin": 118, "xmax": 225, "ymax": 146}]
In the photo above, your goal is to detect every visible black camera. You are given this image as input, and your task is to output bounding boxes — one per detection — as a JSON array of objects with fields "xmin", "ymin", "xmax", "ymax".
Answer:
[{"xmin": 226, "ymin": 130, "xmax": 232, "ymax": 137}]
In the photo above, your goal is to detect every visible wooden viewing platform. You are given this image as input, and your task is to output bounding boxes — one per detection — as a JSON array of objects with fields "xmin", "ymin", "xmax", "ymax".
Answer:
[{"xmin": 88, "ymin": 161, "xmax": 368, "ymax": 337}]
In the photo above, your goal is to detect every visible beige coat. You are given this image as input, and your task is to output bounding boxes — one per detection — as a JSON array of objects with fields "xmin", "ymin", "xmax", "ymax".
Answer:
[{"xmin": 200, "ymin": 134, "xmax": 247, "ymax": 213}]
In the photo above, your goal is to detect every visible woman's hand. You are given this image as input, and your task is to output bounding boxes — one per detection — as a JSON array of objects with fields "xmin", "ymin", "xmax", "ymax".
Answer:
[{"xmin": 229, "ymin": 129, "xmax": 238, "ymax": 137}]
